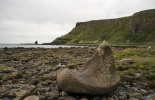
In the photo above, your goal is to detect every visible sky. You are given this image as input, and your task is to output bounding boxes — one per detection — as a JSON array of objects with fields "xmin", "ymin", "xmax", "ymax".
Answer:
[{"xmin": 0, "ymin": 0, "xmax": 155, "ymax": 44}]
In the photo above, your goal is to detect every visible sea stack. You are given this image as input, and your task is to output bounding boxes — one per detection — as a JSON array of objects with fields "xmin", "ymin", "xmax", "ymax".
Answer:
[{"xmin": 57, "ymin": 41, "xmax": 120, "ymax": 94}]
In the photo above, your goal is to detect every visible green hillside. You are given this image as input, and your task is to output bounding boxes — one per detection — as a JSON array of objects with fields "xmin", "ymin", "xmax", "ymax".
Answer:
[{"xmin": 52, "ymin": 9, "xmax": 155, "ymax": 45}]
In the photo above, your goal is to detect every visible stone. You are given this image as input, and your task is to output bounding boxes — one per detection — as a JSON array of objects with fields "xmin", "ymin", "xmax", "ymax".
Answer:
[
  {"xmin": 113, "ymin": 95, "xmax": 119, "ymax": 100},
  {"xmin": 57, "ymin": 41, "xmax": 120, "ymax": 94},
  {"xmin": 92, "ymin": 96, "xmax": 101, "ymax": 100},
  {"xmin": 129, "ymin": 98, "xmax": 139, "ymax": 100},
  {"xmin": 37, "ymin": 87, "xmax": 50, "ymax": 92},
  {"xmin": 146, "ymin": 93, "xmax": 155, "ymax": 100},
  {"xmin": 14, "ymin": 90, "xmax": 27, "ymax": 99},
  {"xmin": 61, "ymin": 91, "xmax": 68, "ymax": 96},
  {"xmin": 107, "ymin": 97, "xmax": 115, "ymax": 100},
  {"xmin": 57, "ymin": 96, "xmax": 77, "ymax": 100},
  {"xmin": 121, "ymin": 75, "xmax": 134, "ymax": 82},
  {"xmin": 23, "ymin": 95, "xmax": 39, "ymax": 100},
  {"xmin": 80, "ymin": 97, "xmax": 89, "ymax": 100},
  {"xmin": 135, "ymin": 73, "xmax": 141, "ymax": 79},
  {"xmin": 0, "ymin": 87, "xmax": 8, "ymax": 93},
  {"xmin": 2, "ymin": 84, "xmax": 36, "ymax": 100},
  {"xmin": 119, "ymin": 58, "xmax": 134, "ymax": 65},
  {"xmin": 119, "ymin": 95, "xmax": 127, "ymax": 100},
  {"xmin": 140, "ymin": 89, "xmax": 148, "ymax": 95},
  {"xmin": 101, "ymin": 97, "xmax": 107, "ymax": 100},
  {"xmin": 129, "ymin": 93, "xmax": 144, "ymax": 100},
  {"xmin": 45, "ymin": 91, "xmax": 59, "ymax": 99},
  {"xmin": 133, "ymin": 82, "xmax": 148, "ymax": 90}
]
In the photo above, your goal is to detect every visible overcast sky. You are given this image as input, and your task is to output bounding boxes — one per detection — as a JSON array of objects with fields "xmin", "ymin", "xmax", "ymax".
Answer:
[{"xmin": 0, "ymin": 0, "xmax": 155, "ymax": 44}]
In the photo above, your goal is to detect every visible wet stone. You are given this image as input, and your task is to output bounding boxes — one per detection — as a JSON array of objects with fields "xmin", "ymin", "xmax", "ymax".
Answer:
[
  {"xmin": 107, "ymin": 97, "xmax": 115, "ymax": 100},
  {"xmin": 146, "ymin": 93, "xmax": 155, "ymax": 100},
  {"xmin": 140, "ymin": 89, "xmax": 148, "ymax": 95},
  {"xmin": 119, "ymin": 95, "xmax": 127, "ymax": 100},
  {"xmin": 129, "ymin": 93, "xmax": 144, "ymax": 100},
  {"xmin": 57, "ymin": 96, "xmax": 77, "ymax": 100},
  {"xmin": 129, "ymin": 98, "xmax": 139, "ymax": 100},
  {"xmin": 80, "ymin": 97, "xmax": 89, "ymax": 100},
  {"xmin": 0, "ymin": 46, "xmax": 155, "ymax": 100},
  {"xmin": 45, "ymin": 91, "xmax": 59, "ymax": 99},
  {"xmin": 121, "ymin": 75, "xmax": 135, "ymax": 82},
  {"xmin": 23, "ymin": 95, "xmax": 39, "ymax": 100}
]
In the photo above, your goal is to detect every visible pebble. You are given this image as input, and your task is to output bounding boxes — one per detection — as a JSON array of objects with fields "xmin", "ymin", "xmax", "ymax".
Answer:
[
  {"xmin": 135, "ymin": 73, "xmax": 141, "ymax": 79},
  {"xmin": 119, "ymin": 95, "xmax": 127, "ymax": 100},
  {"xmin": 57, "ymin": 96, "xmax": 77, "ymax": 100},
  {"xmin": 140, "ymin": 89, "xmax": 148, "ymax": 95},
  {"xmin": 23, "ymin": 95, "xmax": 39, "ymax": 100},
  {"xmin": 146, "ymin": 93, "xmax": 155, "ymax": 100},
  {"xmin": 121, "ymin": 75, "xmax": 135, "ymax": 82},
  {"xmin": 80, "ymin": 97, "xmax": 89, "ymax": 100},
  {"xmin": 61, "ymin": 91, "xmax": 68, "ymax": 96},
  {"xmin": 129, "ymin": 93, "xmax": 144, "ymax": 100},
  {"xmin": 0, "ymin": 48, "xmax": 155, "ymax": 100},
  {"xmin": 129, "ymin": 98, "xmax": 139, "ymax": 100}
]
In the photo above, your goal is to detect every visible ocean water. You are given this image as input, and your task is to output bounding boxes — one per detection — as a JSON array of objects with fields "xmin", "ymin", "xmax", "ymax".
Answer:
[{"xmin": 0, "ymin": 44, "xmax": 87, "ymax": 48}]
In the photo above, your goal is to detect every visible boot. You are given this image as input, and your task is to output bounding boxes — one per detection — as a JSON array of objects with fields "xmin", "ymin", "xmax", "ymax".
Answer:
[{"xmin": 57, "ymin": 41, "xmax": 120, "ymax": 94}]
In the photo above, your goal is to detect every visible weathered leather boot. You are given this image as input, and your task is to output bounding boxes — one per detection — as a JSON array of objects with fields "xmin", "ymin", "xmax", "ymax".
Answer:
[{"xmin": 57, "ymin": 41, "xmax": 120, "ymax": 94}]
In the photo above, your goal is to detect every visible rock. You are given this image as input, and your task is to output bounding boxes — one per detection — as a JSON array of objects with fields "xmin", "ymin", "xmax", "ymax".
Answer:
[
  {"xmin": 135, "ymin": 73, "xmax": 141, "ymax": 79},
  {"xmin": 147, "ymin": 46, "xmax": 152, "ymax": 50},
  {"xmin": 61, "ymin": 91, "xmax": 68, "ymax": 96},
  {"xmin": 80, "ymin": 97, "xmax": 89, "ymax": 100},
  {"xmin": 57, "ymin": 96, "xmax": 77, "ymax": 100},
  {"xmin": 0, "ymin": 87, "xmax": 8, "ymax": 93},
  {"xmin": 101, "ymin": 97, "xmax": 107, "ymax": 100},
  {"xmin": 45, "ymin": 91, "xmax": 59, "ymax": 99},
  {"xmin": 107, "ymin": 97, "xmax": 115, "ymax": 100},
  {"xmin": 129, "ymin": 93, "xmax": 144, "ymax": 100},
  {"xmin": 2, "ymin": 84, "xmax": 36, "ymax": 100},
  {"xmin": 57, "ymin": 41, "xmax": 120, "ymax": 94},
  {"xmin": 129, "ymin": 98, "xmax": 139, "ymax": 100},
  {"xmin": 51, "ymin": 74, "xmax": 56, "ymax": 81},
  {"xmin": 119, "ymin": 95, "xmax": 127, "ymax": 100},
  {"xmin": 119, "ymin": 58, "xmax": 134, "ymax": 65},
  {"xmin": 140, "ymin": 89, "xmax": 148, "ymax": 95},
  {"xmin": 37, "ymin": 87, "xmax": 51, "ymax": 92},
  {"xmin": 39, "ymin": 95, "xmax": 46, "ymax": 100},
  {"xmin": 92, "ymin": 96, "xmax": 101, "ymax": 100},
  {"xmin": 113, "ymin": 95, "xmax": 119, "ymax": 100},
  {"xmin": 23, "ymin": 95, "xmax": 39, "ymax": 100},
  {"xmin": 146, "ymin": 93, "xmax": 155, "ymax": 100},
  {"xmin": 133, "ymin": 82, "xmax": 148, "ymax": 90},
  {"xmin": 121, "ymin": 75, "xmax": 134, "ymax": 82},
  {"xmin": 15, "ymin": 90, "xmax": 27, "ymax": 99},
  {"xmin": 116, "ymin": 86, "xmax": 128, "ymax": 96}
]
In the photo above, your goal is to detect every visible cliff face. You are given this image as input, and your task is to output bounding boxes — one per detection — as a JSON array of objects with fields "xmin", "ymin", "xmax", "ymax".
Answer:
[{"xmin": 52, "ymin": 9, "xmax": 155, "ymax": 45}]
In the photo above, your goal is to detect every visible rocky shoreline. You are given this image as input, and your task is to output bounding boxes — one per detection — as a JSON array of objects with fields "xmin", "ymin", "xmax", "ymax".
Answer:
[{"xmin": 0, "ymin": 47, "xmax": 155, "ymax": 100}]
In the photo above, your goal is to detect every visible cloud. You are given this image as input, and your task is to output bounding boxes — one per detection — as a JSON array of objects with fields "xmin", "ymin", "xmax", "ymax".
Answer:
[{"xmin": 0, "ymin": 0, "xmax": 155, "ymax": 43}]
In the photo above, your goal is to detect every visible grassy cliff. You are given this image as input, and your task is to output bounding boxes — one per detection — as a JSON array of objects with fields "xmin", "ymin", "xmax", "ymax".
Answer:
[{"xmin": 52, "ymin": 9, "xmax": 155, "ymax": 45}]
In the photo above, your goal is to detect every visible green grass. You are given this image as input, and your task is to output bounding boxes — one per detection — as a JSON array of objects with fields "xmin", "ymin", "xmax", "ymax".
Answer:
[
  {"xmin": 52, "ymin": 9, "xmax": 155, "ymax": 45},
  {"xmin": 0, "ymin": 74, "xmax": 4, "ymax": 80},
  {"xmin": 113, "ymin": 48, "xmax": 155, "ymax": 89},
  {"xmin": 114, "ymin": 49, "xmax": 155, "ymax": 70},
  {"xmin": 146, "ymin": 73, "xmax": 155, "ymax": 80}
]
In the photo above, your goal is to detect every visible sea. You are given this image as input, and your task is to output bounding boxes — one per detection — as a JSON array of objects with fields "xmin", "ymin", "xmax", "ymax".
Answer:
[{"xmin": 0, "ymin": 44, "xmax": 88, "ymax": 48}]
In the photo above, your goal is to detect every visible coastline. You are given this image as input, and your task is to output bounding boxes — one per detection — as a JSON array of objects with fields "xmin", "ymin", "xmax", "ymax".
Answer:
[{"xmin": 0, "ymin": 47, "xmax": 155, "ymax": 99}]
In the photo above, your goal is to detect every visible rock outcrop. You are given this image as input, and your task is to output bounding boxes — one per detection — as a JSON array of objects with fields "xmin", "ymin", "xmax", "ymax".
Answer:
[
  {"xmin": 57, "ymin": 41, "xmax": 120, "ymax": 94},
  {"xmin": 52, "ymin": 9, "xmax": 155, "ymax": 45}
]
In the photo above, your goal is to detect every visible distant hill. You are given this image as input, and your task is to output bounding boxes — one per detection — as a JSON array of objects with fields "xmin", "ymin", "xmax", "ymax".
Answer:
[{"xmin": 52, "ymin": 9, "xmax": 155, "ymax": 45}]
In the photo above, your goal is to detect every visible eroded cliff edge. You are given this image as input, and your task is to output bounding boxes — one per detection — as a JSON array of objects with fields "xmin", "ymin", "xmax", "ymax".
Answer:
[{"xmin": 52, "ymin": 9, "xmax": 155, "ymax": 45}]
